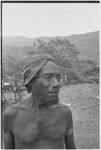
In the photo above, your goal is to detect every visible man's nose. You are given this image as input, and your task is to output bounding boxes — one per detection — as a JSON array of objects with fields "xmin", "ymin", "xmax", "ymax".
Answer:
[{"xmin": 51, "ymin": 77, "xmax": 60, "ymax": 87}]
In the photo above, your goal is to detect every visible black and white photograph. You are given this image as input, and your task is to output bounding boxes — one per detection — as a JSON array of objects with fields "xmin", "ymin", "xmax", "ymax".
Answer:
[{"xmin": 1, "ymin": 1, "xmax": 100, "ymax": 149}]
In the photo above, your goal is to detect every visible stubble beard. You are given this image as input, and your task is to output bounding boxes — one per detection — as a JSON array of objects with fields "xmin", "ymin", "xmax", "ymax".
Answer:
[
  {"xmin": 37, "ymin": 94, "xmax": 59, "ymax": 108},
  {"xmin": 32, "ymin": 82, "xmax": 59, "ymax": 108}
]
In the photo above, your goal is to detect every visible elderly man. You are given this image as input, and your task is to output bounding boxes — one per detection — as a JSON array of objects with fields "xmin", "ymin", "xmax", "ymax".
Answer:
[{"xmin": 3, "ymin": 53, "xmax": 76, "ymax": 149}]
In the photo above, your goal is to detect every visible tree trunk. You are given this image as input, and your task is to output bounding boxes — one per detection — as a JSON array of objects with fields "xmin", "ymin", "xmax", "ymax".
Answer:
[
  {"xmin": 14, "ymin": 91, "xmax": 17, "ymax": 101},
  {"xmin": 17, "ymin": 89, "xmax": 21, "ymax": 102}
]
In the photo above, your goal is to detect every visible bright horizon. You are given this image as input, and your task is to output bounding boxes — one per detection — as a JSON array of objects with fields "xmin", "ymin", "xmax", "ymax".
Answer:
[
  {"xmin": 2, "ymin": 3, "xmax": 99, "ymax": 38},
  {"xmin": 3, "ymin": 30, "xmax": 99, "ymax": 39}
]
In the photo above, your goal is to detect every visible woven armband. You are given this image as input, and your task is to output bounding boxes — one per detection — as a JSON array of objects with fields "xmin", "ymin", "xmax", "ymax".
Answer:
[{"xmin": 66, "ymin": 128, "xmax": 73, "ymax": 136}]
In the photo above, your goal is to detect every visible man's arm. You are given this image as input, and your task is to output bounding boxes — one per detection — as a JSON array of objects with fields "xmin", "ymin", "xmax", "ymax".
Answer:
[
  {"xmin": 65, "ymin": 108, "xmax": 76, "ymax": 149},
  {"xmin": 3, "ymin": 107, "xmax": 15, "ymax": 149}
]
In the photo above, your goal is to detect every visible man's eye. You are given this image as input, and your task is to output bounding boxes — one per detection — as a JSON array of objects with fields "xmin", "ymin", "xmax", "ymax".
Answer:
[
  {"xmin": 45, "ymin": 76, "xmax": 51, "ymax": 80},
  {"xmin": 56, "ymin": 76, "xmax": 61, "ymax": 80}
]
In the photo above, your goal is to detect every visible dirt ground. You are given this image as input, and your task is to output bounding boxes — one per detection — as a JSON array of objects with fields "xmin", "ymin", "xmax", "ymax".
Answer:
[{"xmin": 59, "ymin": 83, "xmax": 99, "ymax": 149}]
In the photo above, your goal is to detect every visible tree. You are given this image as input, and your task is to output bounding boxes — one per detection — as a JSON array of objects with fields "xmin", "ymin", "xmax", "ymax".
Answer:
[
  {"xmin": 27, "ymin": 38, "xmax": 79, "ymax": 67},
  {"xmin": 2, "ymin": 56, "xmax": 25, "ymax": 102},
  {"xmin": 26, "ymin": 37, "xmax": 98, "ymax": 85}
]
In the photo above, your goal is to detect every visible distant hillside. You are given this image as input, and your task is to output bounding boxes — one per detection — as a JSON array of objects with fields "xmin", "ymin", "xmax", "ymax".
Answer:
[
  {"xmin": 67, "ymin": 31, "xmax": 99, "ymax": 64},
  {"xmin": 3, "ymin": 31, "xmax": 99, "ymax": 64},
  {"xmin": 3, "ymin": 36, "xmax": 33, "ymax": 47}
]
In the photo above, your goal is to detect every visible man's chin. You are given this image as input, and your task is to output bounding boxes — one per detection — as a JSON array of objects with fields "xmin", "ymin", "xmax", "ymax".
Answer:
[
  {"xmin": 47, "ymin": 94, "xmax": 59, "ymax": 102},
  {"xmin": 39, "ymin": 97, "xmax": 59, "ymax": 108}
]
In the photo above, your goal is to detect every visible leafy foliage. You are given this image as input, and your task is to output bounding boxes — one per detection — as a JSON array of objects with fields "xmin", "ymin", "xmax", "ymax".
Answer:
[
  {"xmin": 2, "ymin": 56, "xmax": 25, "ymax": 101},
  {"xmin": 27, "ymin": 38, "xmax": 99, "ymax": 84},
  {"xmin": 28, "ymin": 38, "xmax": 79, "ymax": 69}
]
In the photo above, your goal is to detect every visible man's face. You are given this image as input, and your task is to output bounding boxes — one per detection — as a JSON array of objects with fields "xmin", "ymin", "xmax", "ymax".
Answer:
[{"xmin": 31, "ymin": 61, "xmax": 61, "ymax": 106}]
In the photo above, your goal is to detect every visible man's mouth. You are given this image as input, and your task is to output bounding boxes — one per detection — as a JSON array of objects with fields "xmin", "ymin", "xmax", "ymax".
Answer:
[{"xmin": 47, "ymin": 92, "xmax": 59, "ymax": 96}]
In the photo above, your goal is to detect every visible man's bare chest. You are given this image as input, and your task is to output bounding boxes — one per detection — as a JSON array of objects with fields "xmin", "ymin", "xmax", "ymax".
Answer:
[{"xmin": 12, "ymin": 106, "xmax": 67, "ymax": 144}]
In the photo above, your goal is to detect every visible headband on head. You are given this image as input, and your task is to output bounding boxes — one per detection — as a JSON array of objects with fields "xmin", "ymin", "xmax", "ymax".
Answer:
[{"xmin": 23, "ymin": 53, "xmax": 55, "ymax": 86}]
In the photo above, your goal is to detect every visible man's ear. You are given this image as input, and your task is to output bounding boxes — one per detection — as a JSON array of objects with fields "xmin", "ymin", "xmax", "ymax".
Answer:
[
  {"xmin": 25, "ymin": 83, "xmax": 32, "ymax": 93},
  {"xmin": 59, "ymin": 76, "xmax": 65, "ymax": 86}
]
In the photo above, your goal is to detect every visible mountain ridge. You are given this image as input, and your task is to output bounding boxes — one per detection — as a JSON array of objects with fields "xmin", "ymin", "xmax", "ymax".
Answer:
[{"xmin": 3, "ymin": 31, "xmax": 99, "ymax": 64}]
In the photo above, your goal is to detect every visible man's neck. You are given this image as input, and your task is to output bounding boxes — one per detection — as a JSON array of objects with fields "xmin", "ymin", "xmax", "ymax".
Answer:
[
  {"xmin": 29, "ymin": 94, "xmax": 39, "ymax": 110},
  {"xmin": 30, "ymin": 94, "xmax": 59, "ymax": 111},
  {"xmin": 30, "ymin": 94, "xmax": 46, "ymax": 111}
]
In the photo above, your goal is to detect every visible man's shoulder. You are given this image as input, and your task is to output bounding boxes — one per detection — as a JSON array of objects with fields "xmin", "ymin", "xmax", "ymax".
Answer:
[
  {"xmin": 3, "ymin": 100, "xmax": 23, "ymax": 115},
  {"xmin": 3, "ymin": 99, "xmax": 27, "ymax": 119},
  {"xmin": 55, "ymin": 103, "xmax": 71, "ymax": 114},
  {"xmin": 3, "ymin": 103, "xmax": 18, "ymax": 118},
  {"xmin": 58, "ymin": 104, "xmax": 73, "ymax": 125}
]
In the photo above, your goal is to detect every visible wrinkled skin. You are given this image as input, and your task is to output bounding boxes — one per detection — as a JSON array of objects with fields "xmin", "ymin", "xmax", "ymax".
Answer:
[
  {"xmin": 3, "ymin": 61, "xmax": 76, "ymax": 149},
  {"xmin": 31, "ymin": 61, "xmax": 61, "ymax": 107}
]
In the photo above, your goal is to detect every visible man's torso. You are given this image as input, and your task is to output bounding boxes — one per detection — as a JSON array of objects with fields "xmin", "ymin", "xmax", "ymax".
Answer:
[{"xmin": 6, "ymin": 101, "xmax": 69, "ymax": 149}]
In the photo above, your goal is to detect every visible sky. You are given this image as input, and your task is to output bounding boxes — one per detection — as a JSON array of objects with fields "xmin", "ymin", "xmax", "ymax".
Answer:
[{"xmin": 2, "ymin": 3, "xmax": 100, "ymax": 38}]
